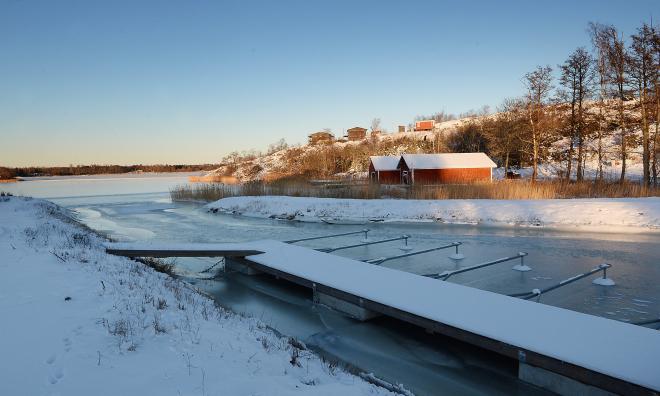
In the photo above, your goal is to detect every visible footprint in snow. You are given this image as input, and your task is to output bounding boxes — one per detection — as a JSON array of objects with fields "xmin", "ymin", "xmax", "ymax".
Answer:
[
  {"xmin": 45, "ymin": 354, "xmax": 56, "ymax": 364},
  {"xmin": 48, "ymin": 368, "xmax": 64, "ymax": 384},
  {"xmin": 63, "ymin": 337, "xmax": 72, "ymax": 352}
]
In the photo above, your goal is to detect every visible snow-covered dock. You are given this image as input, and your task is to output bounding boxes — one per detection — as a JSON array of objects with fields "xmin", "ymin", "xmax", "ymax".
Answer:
[{"xmin": 107, "ymin": 240, "xmax": 660, "ymax": 395}]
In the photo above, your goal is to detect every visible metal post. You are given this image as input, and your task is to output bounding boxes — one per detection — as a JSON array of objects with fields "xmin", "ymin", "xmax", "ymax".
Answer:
[
  {"xmin": 592, "ymin": 263, "xmax": 616, "ymax": 286},
  {"xmin": 449, "ymin": 243, "xmax": 465, "ymax": 260},
  {"xmin": 400, "ymin": 235, "xmax": 412, "ymax": 251},
  {"xmin": 512, "ymin": 252, "xmax": 531, "ymax": 272}
]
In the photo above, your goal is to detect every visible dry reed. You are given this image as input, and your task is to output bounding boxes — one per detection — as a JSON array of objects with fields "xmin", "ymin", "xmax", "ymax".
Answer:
[{"xmin": 170, "ymin": 180, "xmax": 660, "ymax": 202}]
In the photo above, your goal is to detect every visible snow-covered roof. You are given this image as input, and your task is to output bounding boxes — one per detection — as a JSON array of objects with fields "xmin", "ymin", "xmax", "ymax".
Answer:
[
  {"xmin": 401, "ymin": 153, "xmax": 497, "ymax": 169},
  {"xmin": 369, "ymin": 155, "xmax": 400, "ymax": 171}
]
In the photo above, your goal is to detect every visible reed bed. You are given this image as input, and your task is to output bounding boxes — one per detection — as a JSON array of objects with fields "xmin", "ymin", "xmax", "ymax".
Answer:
[{"xmin": 170, "ymin": 179, "xmax": 660, "ymax": 202}]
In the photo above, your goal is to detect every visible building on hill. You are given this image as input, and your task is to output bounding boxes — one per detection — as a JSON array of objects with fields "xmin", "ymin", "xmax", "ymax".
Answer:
[
  {"xmin": 414, "ymin": 120, "xmax": 435, "ymax": 131},
  {"xmin": 398, "ymin": 125, "xmax": 406, "ymax": 133},
  {"xmin": 398, "ymin": 153, "xmax": 497, "ymax": 185},
  {"xmin": 308, "ymin": 131, "xmax": 334, "ymax": 145},
  {"xmin": 368, "ymin": 156, "xmax": 401, "ymax": 184},
  {"xmin": 346, "ymin": 127, "xmax": 367, "ymax": 141}
]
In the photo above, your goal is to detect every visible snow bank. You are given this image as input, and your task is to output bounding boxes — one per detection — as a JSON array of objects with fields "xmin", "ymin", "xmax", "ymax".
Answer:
[
  {"xmin": 208, "ymin": 196, "xmax": 660, "ymax": 232},
  {"xmin": 0, "ymin": 196, "xmax": 394, "ymax": 396}
]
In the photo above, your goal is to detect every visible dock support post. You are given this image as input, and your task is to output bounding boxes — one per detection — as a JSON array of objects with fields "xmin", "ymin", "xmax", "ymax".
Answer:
[
  {"xmin": 312, "ymin": 282, "xmax": 380, "ymax": 321},
  {"xmin": 518, "ymin": 363, "xmax": 616, "ymax": 396},
  {"xmin": 314, "ymin": 292, "xmax": 381, "ymax": 321},
  {"xmin": 225, "ymin": 257, "xmax": 262, "ymax": 276}
]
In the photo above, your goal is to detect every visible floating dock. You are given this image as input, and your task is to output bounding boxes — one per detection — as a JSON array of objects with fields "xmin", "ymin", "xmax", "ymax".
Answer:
[{"xmin": 107, "ymin": 240, "xmax": 660, "ymax": 395}]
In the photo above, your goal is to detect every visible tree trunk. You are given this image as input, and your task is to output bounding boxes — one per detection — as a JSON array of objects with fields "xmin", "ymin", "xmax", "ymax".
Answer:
[
  {"xmin": 576, "ymin": 87, "xmax": 584, "ymax": 182},
  {"xmin": 567, "ymin": 141, "xmax": 574, "ymax": 181},
  {"xmin": 597, "ymin": 101, "xmax": 604, "ymax": 181},
  {"xmin": 532, "ymin": 132, "xmax": 539, "ymax": 182},
  {"xmin": 529, "ymin": 118, "xmax": 539, "ymax": 182},
  {"xmin": 640, "ymin": 82, "xmax": 650, "ymax": 186},
  {"xmin": 654, "ymin": 83, "xmax": 659, "ymax": 186},
  {"xmin": 576, "ymin": 135, "xmax": 584, "ymax": 181},
  {"xmin": 617, "ymin": 90, "xmax": 627, "ymax": 183}
]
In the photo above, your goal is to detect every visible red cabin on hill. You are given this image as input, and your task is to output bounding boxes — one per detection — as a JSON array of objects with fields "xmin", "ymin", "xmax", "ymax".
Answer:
[
  {"xmin": 398, "ymin": 153, "xmax": 497, "ymax": 185},
  {"xmin": 414, "ymin": 120, "xmax": 435, "ymax": 131},
  {"xmin": 368, "ymin": 156, "xmax": 401, "ymax": 184}
]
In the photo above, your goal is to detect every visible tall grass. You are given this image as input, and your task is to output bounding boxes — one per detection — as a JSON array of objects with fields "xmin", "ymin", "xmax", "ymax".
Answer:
[{"xmin": 170, "ymin": 180, "xmax": 660, "ymax": 202}]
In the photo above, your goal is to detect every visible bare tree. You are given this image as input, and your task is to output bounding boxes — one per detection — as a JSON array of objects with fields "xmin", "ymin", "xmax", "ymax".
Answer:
[
  {"xmin": 588, "ymin": 22, "xmax": 613, "ymax": 181},
  {"xmin": 370, "ymin": 118, "xmax": 381, "ymax": 133},
  {"xmin": 485, "ymin": 98, "xmax": 526, "ymax": 174},
  {"xmin": 629, "ymin": 23, "xmax": 657, "ymax": 186},
  {"xmin": 267, "ymin": 138, "xmax": 288, "ymax": 154},
  {"xmin": 653, "ymin": 27, "xmax": 660, "ymax": 185},
  {"xmin": 559, "ymin": 47, "xmax": 594, "ymax": 181},
  {"xmin": 598, "ymin": 24, "xmax": 630, "ymax": 182},
  {"xmin": 522, "ymin": 65, "xmax": 555, "ymax": 181}
]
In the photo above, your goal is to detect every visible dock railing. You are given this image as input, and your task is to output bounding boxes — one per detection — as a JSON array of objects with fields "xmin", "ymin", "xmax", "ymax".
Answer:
[
  {"xmin": 363, "ymin": 242, "xmax": 462, "ymax": 265},
  {"xmin": 317, "ymin": 235, "xmax": 409, "ymax": 253},
  {"xmin": 424, "ymin": 252, "xmax": 528, "ymax": 281},
  {"xmin": 284, "ymin": 229, "xmax": 370, "ymax": 244},
  {"xmin": 508, "ymin": 263, "xmax": 615, "ymax": 300}
]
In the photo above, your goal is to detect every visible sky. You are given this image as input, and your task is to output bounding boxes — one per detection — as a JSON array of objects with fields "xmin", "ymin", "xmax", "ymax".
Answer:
[{"xmin": 1, "ymin": 0, "xmax": 658, "ymax": 167}]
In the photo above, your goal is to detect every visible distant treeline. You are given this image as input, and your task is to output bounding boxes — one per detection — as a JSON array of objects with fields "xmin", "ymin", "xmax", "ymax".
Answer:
[{"xmin": 0, "ymin": 164, "xmax": 218, "ymax": 179}]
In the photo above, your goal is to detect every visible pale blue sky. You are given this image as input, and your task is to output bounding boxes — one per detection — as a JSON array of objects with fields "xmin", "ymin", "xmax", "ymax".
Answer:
[{"xmin": 1, "ymin": 0, "xmax": 657, "ymax": 166}]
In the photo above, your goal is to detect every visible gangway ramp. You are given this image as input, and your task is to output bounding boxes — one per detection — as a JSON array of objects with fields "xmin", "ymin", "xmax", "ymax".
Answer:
[
  {"xmin": 106, "ymin": 239, "xmax": 660, "ymax": 395},
  {"xmin": 105, "ymin": 242, "xmax": 263, "ymax": 258}
]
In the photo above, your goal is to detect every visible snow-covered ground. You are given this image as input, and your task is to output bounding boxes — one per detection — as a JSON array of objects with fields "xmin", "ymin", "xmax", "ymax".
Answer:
[
  {"xmin": 0, "ymin": 196, "xmax": 395, "ymax": 396},
  {"xmin": 208, "ymin": 196, "xmax": 660, "ymax": 232}
]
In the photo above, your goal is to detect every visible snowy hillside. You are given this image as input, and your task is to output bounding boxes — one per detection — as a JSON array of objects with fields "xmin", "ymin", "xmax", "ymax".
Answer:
[
  {"xmin": 0, "ymin": 196, "xmax": 396, "ymax": 396},
  {"xmin": 204, "ymin": 102, "xmax": 653, "ymax": 183}
]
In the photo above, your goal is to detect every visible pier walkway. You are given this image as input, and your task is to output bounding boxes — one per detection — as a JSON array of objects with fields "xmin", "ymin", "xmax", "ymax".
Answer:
[{"xmin": 106, "ymin": 240, "xmax": 660, "ymax": 395}]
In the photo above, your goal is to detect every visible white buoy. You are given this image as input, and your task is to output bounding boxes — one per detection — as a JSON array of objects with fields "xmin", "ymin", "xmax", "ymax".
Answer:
[
  {"xmin": 593, "ymin": 277, "xmax": 616, "ymax": 286},
  {"xmin": 593, "ymin": 263, "xmax": 615, "ymax": 286},
  {"xmin": 512, "ymin": 264, "xmax": 532, "ymax": 272},
  {"xmin": 512, "ymin": 252, "xmax": 531, "ymax": 271},
  {"xmin": 448, "ymin": 242, "xmax": 464, "ymax": 260}
]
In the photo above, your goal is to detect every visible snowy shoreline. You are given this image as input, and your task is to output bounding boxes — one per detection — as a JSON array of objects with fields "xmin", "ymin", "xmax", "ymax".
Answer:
[
  {"xmin": 208, "ymin": 196, "xmax": 660, "ymax": 233},
  {"xmin": 0, "ymin": 196, "xmax": 394, "ymax": 395}
]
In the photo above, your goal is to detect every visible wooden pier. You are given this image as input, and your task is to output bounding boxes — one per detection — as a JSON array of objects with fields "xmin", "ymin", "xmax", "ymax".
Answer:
[{"xmin": 106, "ymin": 240, "xmax": 660, "ymax": 396}]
